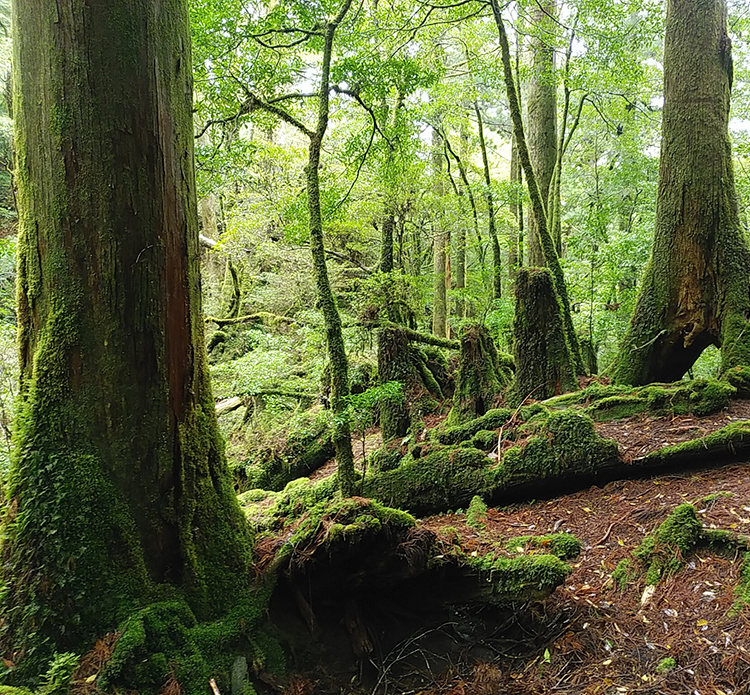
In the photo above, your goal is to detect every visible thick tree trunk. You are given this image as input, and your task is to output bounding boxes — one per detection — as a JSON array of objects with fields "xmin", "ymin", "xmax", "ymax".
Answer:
[
  {"xmin": 525, "ymin": 0, "xmax": 558, "ymax": 266},
  {"xmin": 513, "ymin": 269, "xmax": 577, "ymax": 401},
  {"xmin": 611, "ymin": 0, "xmax": 750, "ymax": 385},
  {"xmin": 3, "ymin": 0, "xmax": 253, "ymax": 661}
]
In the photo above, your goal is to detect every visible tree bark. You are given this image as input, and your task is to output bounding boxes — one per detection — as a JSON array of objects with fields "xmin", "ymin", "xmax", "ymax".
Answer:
[
  {"xmin": 611, "ymin": 0, "xmax": 750, "ymax": 385},
  {"xmin": 3, "ymin": 0, "xmax": 253, "ymax": 660},
  {"xmin": 490, "ymin": 1, "xmax": 586, "ymax": 376},
  {"xmin": 525, "ymin": 0, "xmax": 558, "ymax": 266},
  {"xmin": 513, "ymin": 269, "xmax": 577, "ymax": 401},
  {"xmin": 475, "ymin": 102, "xmax": 502, "ymax": 299}
]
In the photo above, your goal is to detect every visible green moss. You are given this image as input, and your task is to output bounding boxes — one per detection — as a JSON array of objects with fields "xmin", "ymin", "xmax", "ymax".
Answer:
[
  {"xmin": 730, "ymin": 552, "xmax": 750, "ymax": 615},
  {"xmin": 436, "ymin": 408, "xmax": 513, "ymax": 445},
  {"xmin": 585, "ymin": 395, "xmax": 648, "ymax": 421},
  {"xmin": 470, "ymin": 554, "xmax": 572, "ymax": 601},
  {"xmin": 466, "ymin": 496, "xmax": 488, "ymax": 529},
  {"xmin": 235, "ymin": 412, "xmax": 335, "ymax": 492},
  {"xmin": 611, "ymin": 558, "xmax": 635, "ymax": 591},
  {"xmin": 548, "ymin": 378, "xmax": 735, "ymax": 422},
  {"xmin": 446, "ymin": 325, "xmax": 510, "ymax": 426},
  {"xmin": 369, "ymin": 445, "xmax": 404, "ymax": 472},
  {"xmin": 634, "ymin": 504, "xmax": 702, "ymax": 585},
  {"xmin": 722, "ymin": 365, "xmax": 750, "ymax": 397},
  {"xmin": 363, "ymin": 446, "xmax": 493, "ymax": 514},
  {"xmin": 98, "ymin": 592, "xmax": 277, "ymax": 695},
  {"xmin": 505, "ymin": 533, "xmax": 581, "ymax": 560},
  {"xmin": 501, "ymin": 410, "xmax": 619, "ymax": 484},
  {"xmin": 655, "ymin": 657, "xmax": 676, "ymax": 673},
  {"xmin": 470, "ymin": 429, "xmax": 498, "ymax": 451}
]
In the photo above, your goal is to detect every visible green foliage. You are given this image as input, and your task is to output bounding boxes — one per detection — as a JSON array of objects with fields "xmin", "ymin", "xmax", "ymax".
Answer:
[
  {"xmin": 98, "ymin": 594, "xmax": 279, "ymax": 695},
  {"xmin": 39, "ymin": 653, "xmax": 79, "ymax": 695}
]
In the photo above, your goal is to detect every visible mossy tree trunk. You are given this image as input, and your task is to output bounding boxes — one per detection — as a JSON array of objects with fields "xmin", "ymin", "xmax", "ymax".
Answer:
[
  {"xmin": 3, "ymin": 0, "xmax": 253, "ymax": 663},
  {"xmin": 431, "ymin": 126, "xmax": 449, "ymax": 338},
  {"xmin": 475, "ymin": 101, "xmax": 502, "ymax": 299},
  {"xmin": 525, "ymin": 0, "xmax": 558, "ymax": 266},
  {"xmin": 245, "ymin": 0, "xmax": 356, "ymax": 495},
  {"xmin": 446, "ymin": 325, "xmax": 510, "ymax": 426},
  {"xmin": 611, "ymin": 0, "xmax": 750, "ymax": 385},
  {"xmin": 513, "ymin": 269, "xmax": 577, "ymax": 401},
  {"xmin": 377, "ymin": 327, "xmax": 440, "ymax": 441},
  {"xmin": 490, "ymin": 1, "xmax": 586, "ymax": 377}
]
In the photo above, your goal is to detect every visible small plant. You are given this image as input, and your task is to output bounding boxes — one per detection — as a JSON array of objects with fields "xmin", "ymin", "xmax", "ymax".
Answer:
[
  {"xmin": 655, "ymin": 656, "xmax": 676, "ymax": 673},
  {"xmin": 467, "ymin": 495, "xmax": 488, "ymax": 530},
  {"xmin": 41, "ymin": 652, "xmax": 80, "ymax": 695}
]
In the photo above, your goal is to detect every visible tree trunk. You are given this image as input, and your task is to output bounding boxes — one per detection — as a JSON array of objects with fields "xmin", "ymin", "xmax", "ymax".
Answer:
[
  {"xmin": 3, "ymin": 0, "xmax": 253, "ymax": 661},
  {"xmin": 491, "ymin": 2, "xmax": 586, "ymax": 377},
  {"xmin": 512, "ymin": 269, "xmax": 577, "ymax": 401},
  {"xmin": 611, "ymin": 0, "xmax": 750, "ymax": 385},
  {"xmin": 446, "ymin": 325, "xmax": 511, "ymax": 426},
  {"xmin": 475, "ymin": 102, "xmax": 502, "ymax": 299},
  {"xmin": 509, "ymin": 135, "xmax": 521, "ymax": 278},
  {"xmin": 431, "ymin": 126, "xmax": 449, "ymax": 338},
  {"xmin": 525, "ymin": 0, "xmax": 558, "ymax": 266}
]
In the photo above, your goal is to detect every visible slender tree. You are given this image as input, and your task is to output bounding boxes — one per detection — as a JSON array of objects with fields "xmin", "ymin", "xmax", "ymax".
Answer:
[
  {"xmin": 611, "ymin": 0, "xmax": 750, "ymax": 384},
  {"xmin": 490, "ymin": 0, "xmax": 586, "ymax": 376},
  {"xmin": 525, "ymin": 0, "xmax": 559, "ymax": 266},
  {"xmin": 2, "ymin": 0, "xmax": 252, "ymax": 663}
]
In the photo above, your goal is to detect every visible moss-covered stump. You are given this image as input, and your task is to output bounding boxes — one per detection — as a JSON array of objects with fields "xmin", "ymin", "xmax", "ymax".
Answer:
[
  {"xmin": 232, "ymin": 413, "xmax": 334, "ymax": 492},
  {"xmin": 445, "ymin": 325, "xmax": 512, "ymax": 426},
  {"xmin": 544, "ymin": 377, "xmax": 736, "ymax": 421},
  {"xmin": 512, "ymin": 269, "xmax": 578, "ymax": 402},
  {"xmin": 377, "ymin": 327, "xmax": 440, "ymax": 441}
]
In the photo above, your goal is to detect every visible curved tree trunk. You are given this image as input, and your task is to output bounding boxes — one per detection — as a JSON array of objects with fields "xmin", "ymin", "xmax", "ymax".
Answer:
[
  {"xmin": 3, "ymin": 0, "xmax": 253, "ymax": 661},
  {"xmin": 611, "ymin": 0, "xmax": 750, "ymax": 385}
]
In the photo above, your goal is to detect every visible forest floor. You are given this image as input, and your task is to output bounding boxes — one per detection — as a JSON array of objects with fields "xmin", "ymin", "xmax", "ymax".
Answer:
[{"xmin": 294, "ymin": 403, "xmax": 750, "ymax": 695}]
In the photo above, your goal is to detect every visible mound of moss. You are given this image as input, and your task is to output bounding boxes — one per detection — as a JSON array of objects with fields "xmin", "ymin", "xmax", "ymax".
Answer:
[
  {"xmin": 505, "ymin": 533, "xmax": 582, "ymax": 561},
  {"xmin": 436, "ymin": 408, "xmax": 513, "ymax": 445},
  {"xmin": 98, "ymin": 593, "xmax": 282, "ymax": 695},
  {"xmin": 634, "ymin": 504, "xmax": 702, "ymax": 585},
  {"xmin": 500, "ymin": 410, "xmax": 619, "ymax": 484},
  {"xmin": 469, "ymin": 554, "xmax": 572, "ymax": 601}
]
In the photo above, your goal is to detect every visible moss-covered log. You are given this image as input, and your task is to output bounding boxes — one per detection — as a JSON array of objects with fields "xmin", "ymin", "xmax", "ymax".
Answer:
[
  {"xmin": 446, "ymin": 325, "xmax": 512, "ymax": 426},
  {"xmin": 610, "ymin": 0, "xmax": 750, "ymax": 384},
  {"xmin": 3, "ymin": 0, "xmax": 253, "ymax": 671},
  {"xmin": 512, "ymin": 269, "xmax": 577, "ymax": 401}
]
